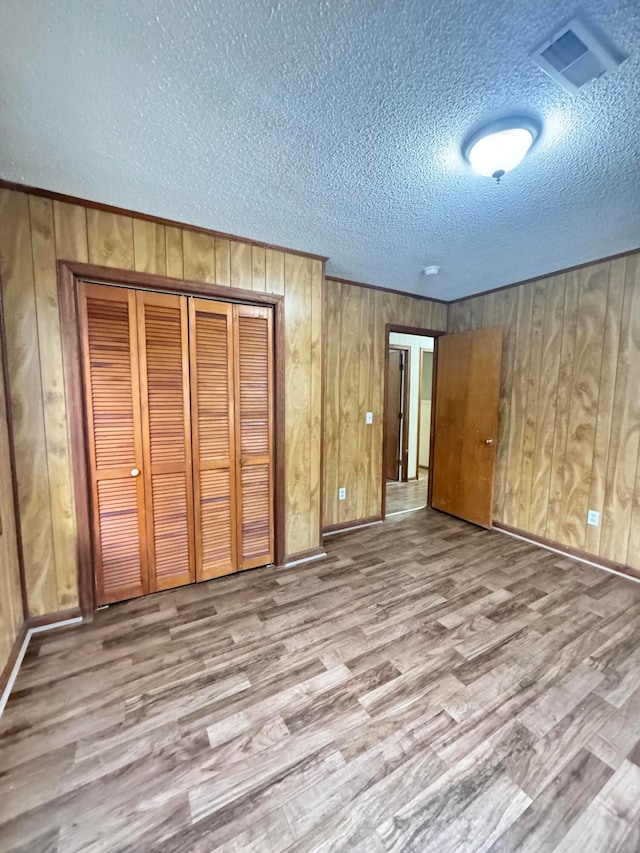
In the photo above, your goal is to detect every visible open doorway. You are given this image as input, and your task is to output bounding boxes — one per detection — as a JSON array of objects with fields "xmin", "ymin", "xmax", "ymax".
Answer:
[{"xmin": 383, "ymin": 331, "xmax": 435, "ymax": 517}]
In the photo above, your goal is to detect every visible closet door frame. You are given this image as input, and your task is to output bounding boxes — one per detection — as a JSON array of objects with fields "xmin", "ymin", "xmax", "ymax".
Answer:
[{"xmin": 58, "ymin": 260, "xmax": 285, "ymax": 618}]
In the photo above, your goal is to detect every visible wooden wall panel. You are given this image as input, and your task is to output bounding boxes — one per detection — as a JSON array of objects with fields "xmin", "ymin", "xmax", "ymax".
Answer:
[
  {"xmin": 369, "ymin": 292, "xmax": 386, "ymax": 518},
  {"xmin": 584, "ymin": 259, "xmax": 625, "ymax": 557},
  {"xmin": 0, "ymin": 187, "xmax": 323, "ymax": 616},
  {"xmin": 182, "ymin": 231, "xmax": 216, "ymax": 283},
  {"xmin": 266, "ymin": 250, "xmax": 285, "ymax": 296},
  {"xmin": 491, "ymin": 288, "xmax": 517, "ymax": 522},
  {"xmin": 600, "ymin": 254, "xmax": 640, "ymax": 565},
  {"xmin": 557, "ymin": 264, "xmax": 608, "ymax": 549},
  {"xmin": 337, "ymin": 284, "xmax": 361, "ymax": 523},
  {"xmin": 356, "ymin": 287, "xmax": 374, "ymax": 519},
  {"xmin": 546, "ymin": 271, "xmax": 579, "ymax": 544},
  {"xmin": 517, "ymin": 279, "xmax": 545, "ymax": 532},
  {"xmin": 431, "ymin": 301, "xmax": 449, "ymax": 332},
  {"xmin": 230, "ymin": 241, "xmax": 252, "ymax": 291},
  {"xmin": 323, "ymin": 281, "xmax": 342, "ymax": 526},
  {"xmin": 251, "ymin": 247, "xmax": 266, "ymax": 292},
  {"xmin": 283, "ymin": 254, "xmax": 313, "ymax": 554},
  {"xmin": 308, "ymin": 260, "xmax": 323, "ymax": 542},
  {"xmin": 447, "ymin": 250, "xmax": 640, "ymax": 572},
  {"xmin": 133, "ymin": 220, "xmax": 166, "ymax": 276},
  {"xmin": 0, "ymin": 311, "xmax": 24, "ymax": 676},
  {"xmin": 53, "ymin": 201, "xmax": 89, "ymax": 262},
  {"xmin": 504, "ymin": 282, "xmax": 532, "ymax": 527},
  {"xmin": 528, "ymin": 280, "xmax": 565, "ymax": 537},
  {"xmin": 214, "ymin": 238, "xmax": 231, "ymax": 287},
  {"xmin": 165, "ymin": 227, "xmax": 184, "ymax": 279},
  {"xmin": 0, "ymin": 190, "xmax": 58, "ymax": 615},
  {"xmin": 322, "ymin": 279, "xmax": 447, "ymax": 529},
  {"xmin": 29, "ymin": 197, "xmax": 78, "ymax": 607},
  {"xmin": 87, "ymin": 210, "xmax": 135, "ymax": 269}
]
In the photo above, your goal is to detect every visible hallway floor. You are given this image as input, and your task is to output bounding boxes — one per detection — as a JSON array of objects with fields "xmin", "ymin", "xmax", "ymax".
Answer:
[{"xmin": 385, "ymin": 473, "xmax": 429, "ymax": 515}]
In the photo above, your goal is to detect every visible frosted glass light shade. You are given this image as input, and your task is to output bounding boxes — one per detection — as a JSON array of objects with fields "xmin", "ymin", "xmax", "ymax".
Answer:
[{"xmin": 463, "ymin": 117, "xmax": 540, "ymax": 180}]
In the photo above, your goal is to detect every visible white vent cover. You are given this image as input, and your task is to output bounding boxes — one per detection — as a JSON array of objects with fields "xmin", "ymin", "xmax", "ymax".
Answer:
[{"xmin": 531, "ymin": 15, "xmax": 626, "ymax": 94}]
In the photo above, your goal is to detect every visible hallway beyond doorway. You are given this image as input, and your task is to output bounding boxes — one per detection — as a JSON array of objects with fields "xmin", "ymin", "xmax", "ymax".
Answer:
[{"xmin": 385, "ymin": 475, "xmax": 429, "ymax": 515}]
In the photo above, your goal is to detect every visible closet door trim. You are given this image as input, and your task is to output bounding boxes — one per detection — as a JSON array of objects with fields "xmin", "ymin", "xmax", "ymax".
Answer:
[{"xmin": 58, "ymin": 260, "xmax": 285, "ymax": 617}]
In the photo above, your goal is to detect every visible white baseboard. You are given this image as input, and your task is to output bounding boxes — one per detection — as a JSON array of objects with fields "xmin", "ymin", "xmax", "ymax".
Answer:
[
  {"xmin": 284, "ymin": 552, "xmax": 327, "ymax": 568},
  {"xmin": 385, "ymin": 504, "xmax": 427, "ymax": 518},
  {"xmin": 323, "ymin": 520, "xmax": 383, "ymax": 537},
  {"xmin": 0, "ymin": 615, "xmax": 83, "ymax": 718}
]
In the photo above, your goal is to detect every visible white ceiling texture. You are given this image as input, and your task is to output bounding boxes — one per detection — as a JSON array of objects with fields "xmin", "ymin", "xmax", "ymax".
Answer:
[{"xmin": 0, "ymin": 0, "xmax": 638, "ymax": 299}]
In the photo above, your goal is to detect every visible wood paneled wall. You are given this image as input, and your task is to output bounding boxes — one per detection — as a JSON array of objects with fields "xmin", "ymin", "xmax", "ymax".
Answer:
[
  {"xmin": 323, "ymin": 279, "xmax": 447, "ymax": 528},
  {"xmin": 0, "ymin": 313, "xmax": 24, "ymax": 675},
  {"xmin": 0, "ymin": 188, "xmax": 323, "ymax": 616},
  {"xmin": 448, "ymin": 252, "xmax": 640, "ymax": 571}
]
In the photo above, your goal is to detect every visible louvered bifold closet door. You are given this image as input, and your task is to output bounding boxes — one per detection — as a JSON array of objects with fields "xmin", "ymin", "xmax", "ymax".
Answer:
[
  {"xmin": 233, "ymin": 304, "xmax": 274, "ymax": 570},
  {"xmin": 79, "ymin": 284, "xmax": 148, "ymax": 605},
  {"xmin": 189, "ymin": 299, "xmax": 238, "ymax": 580},
  {"xmin": 137, "ymin": 292, "xmax": 195, "ymax": 591}
]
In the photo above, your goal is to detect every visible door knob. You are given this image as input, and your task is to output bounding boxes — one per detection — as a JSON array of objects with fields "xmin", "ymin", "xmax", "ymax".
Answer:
[
  {"xmin": 131, "ymin": 468, "xmax": 140, "ymax": 477},
  {"xmin": 484, "ymin": 439, "xmax": 494, "ymax": 446}
]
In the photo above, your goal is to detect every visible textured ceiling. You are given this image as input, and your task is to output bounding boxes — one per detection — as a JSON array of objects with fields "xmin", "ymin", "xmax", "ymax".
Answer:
[{"xmin": 0, "ymin": 0, "xmax": 638, "ymax": 299}]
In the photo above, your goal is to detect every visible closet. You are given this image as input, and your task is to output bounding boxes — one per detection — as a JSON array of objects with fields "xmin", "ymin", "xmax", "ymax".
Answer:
[{"xmin": 79, "ymin": 282, "xmax": 274, "ymax": 606}]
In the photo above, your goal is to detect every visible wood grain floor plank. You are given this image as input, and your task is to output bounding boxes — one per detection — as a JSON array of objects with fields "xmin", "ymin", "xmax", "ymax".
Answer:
[
  {"xmin": 553, "ymin": 759, "xmax": 640, "ymax": 853},
  {"xmin": 488, "ymin": 747, "xmax": 614, "ymax": 853},
  {"xmin": 2, "ymin": 509, "xmax": 640, "ymax": 851}
]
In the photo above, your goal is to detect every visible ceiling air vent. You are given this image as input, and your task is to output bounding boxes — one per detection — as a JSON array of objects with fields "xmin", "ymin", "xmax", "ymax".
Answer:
[{"xmin": 531, "ymin": 15, "xmax": 626, "ymax": 94}]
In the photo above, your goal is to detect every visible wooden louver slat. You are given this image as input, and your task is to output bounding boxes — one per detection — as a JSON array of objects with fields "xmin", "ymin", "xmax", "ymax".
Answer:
[
  {"xmin": 137, "ymin": 292, "xmax": 195, "ymax": 591},
  {"xmin": 96, "ymin": 480, "xmax": 143, "ymax": 594},
  {"xmin": 190, "ymin": 299, "xmax": 238, "ymax": 580},
  {"xmin": 199, "ymin": 469, "xmax": 233, "ymax": 570},
  {"xmin": 80, "ymin": 283, "xmax": 148, "ymax": 604},
  {"xmin": 234, "ymin": 305, "xmax": 274, "ymax": 570},
  {"xmin": 87, "ymin": 301, "xmax": 136, "ymax": 470},
  {"xmin": 81, "ymin": 282, "xmax": 275, "ymax": 606}
]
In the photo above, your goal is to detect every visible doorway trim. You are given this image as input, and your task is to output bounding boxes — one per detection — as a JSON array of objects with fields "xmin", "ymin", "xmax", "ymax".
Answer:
[
  {"xmin": 387, "ymin": 344, "xmax": 411, "ymax": 483},
  {"xmin": 57, "ymin": 260, "xmax": 286, "ymax": 617},
  {"xmin": 382, "ymin": 324, "xmax": 445, "ymax": 520},
  {"xmin": 415, "ymin": 346, "xmax": 434, "ymax": 482}
]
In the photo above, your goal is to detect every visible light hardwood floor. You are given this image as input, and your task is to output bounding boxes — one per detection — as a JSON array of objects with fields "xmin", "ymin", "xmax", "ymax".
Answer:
[
  {"xmin": 2, "ymin": 509, "xmax": 640, "ymax": 852},
  {"xmin": 386, "ymin": 476, "xmax": 429, "ymax": 514}
]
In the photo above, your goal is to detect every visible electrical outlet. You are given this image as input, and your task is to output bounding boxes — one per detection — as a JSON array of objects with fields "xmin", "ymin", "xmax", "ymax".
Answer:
[
  {"xmin": 365, "ymin": 412, "xmax": 373, "ymax": 424},
  {"xmin": 587, "ymin": 509, "xmax": 600, "ymax": 527},
  {"xmin": 338, "ymin": 487, "xmax": 346, "ymax": 501}
]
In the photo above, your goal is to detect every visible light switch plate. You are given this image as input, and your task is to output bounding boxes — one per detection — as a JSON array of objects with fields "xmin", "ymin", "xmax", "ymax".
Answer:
[
  {"xmin": 366, "ymin": 412, "xmax": 373, "ymax": 424},
  {"xmin": 587, "ymin": 509, "xmax": 600, "ymax": 526},
  {"xmin": 338, "ymin": 487, "xmax": 346, "ymax": 501}
]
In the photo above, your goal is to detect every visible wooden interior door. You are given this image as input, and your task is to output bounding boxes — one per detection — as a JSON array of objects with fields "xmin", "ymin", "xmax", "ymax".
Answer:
[
  {"xmin": 234, "ymin": 304, "xmax": 274, "ymax": 570},
  {"xmin": 79, "ymin": 283, "xmax": 148, "ymax": 605},
  {"xmin": 189, "ymin": 298, "xmax": 238, "ymax": 580},
  {"xmin": 137, "ymin": 291, "xmax": 195, "ymax": 592},
  {"xmin": 431, "ymin": 327, "xmax": 502, "ymax": 528}
]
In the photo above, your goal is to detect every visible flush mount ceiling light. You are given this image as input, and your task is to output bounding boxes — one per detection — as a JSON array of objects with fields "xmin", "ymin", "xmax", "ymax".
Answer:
[
  {"xmin": 463, "ymin": 116, "xmax": 541, "ymax": 183},
  {"xmin": 422, "ymin": 265, "xmax": 440, "ymax": 276}
]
